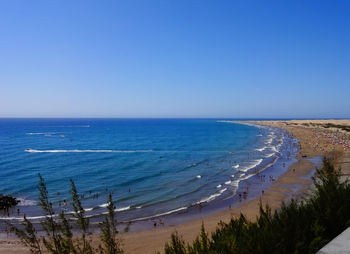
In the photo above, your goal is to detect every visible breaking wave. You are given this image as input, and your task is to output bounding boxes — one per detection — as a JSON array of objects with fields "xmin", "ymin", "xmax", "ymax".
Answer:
[
  {"xmin": 25, "ymin": 149, "xmax": 153, "ymax": 153},
  {"xmin": 130, "ymin": 206, "xmax": 188, "ymax": 222},
  {"xmin": 255, "ymin": 146, "xmax": 267, "ymax": 152},
  {"xmin": 197, "ymin": 188, "xmax": 227, "ymax": 204},
  {"xmin": 17, "ymin": 198, "xmax": 37, "ymax": 206},
  {"xmin": 239, "ymin": 159, "xmax": 263, "ymax": 172}
]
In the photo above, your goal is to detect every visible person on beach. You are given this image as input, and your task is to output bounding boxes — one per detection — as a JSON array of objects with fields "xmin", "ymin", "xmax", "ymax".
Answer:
[{"xmin": 198, "ymin": 203, "xmax": 202, "ymax": 211}]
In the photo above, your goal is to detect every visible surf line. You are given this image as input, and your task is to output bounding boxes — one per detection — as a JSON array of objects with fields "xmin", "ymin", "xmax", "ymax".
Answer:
[{"xmin": 25, "ymin": 149, "xmax": 153, "ymax": 153}]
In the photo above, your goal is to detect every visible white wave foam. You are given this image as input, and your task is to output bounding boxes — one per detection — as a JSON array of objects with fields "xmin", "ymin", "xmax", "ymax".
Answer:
[
  {"xmin": 265, "ymin": 153, "xmax": 275, "ymax": 158},
  {"xmin": 196, "ymin": 175, "xmax": 201, "ymax": 179},
  {"xmin": 197, "ymin": 194, "xmax": 219, "ymax": 204},
  {"xmin": 97, "ymin": 203, "xmax": 130, "ymax": 212},
  {"xmin": 26, "ymin": 132, "xmax": 63, "ymax": 136},
  {"xmin": 225, "ymin": 180, "xmax": 231, "ymax": 185},
  {"xmin": 41, "ymin": 125, "xmax": 90, "ymax": 128},
  {"xmin": 230, "ymin": 179, "xmax": 240, "ymax": 189},
  {"xmin": 232, "ymin": 164, "xmax": 240, "ymax": 169},
  {"xmin": 240, "ymin": 171, "xmax": 261, "ymax": 181},
  {"xmin": 239, "ymin": 157, "xmax": 279, "ymax": 182},
  {"xmin": 0, "ymin": 214, "xmax": 59, "ymax": 221},
  {"xmin": 197, "ymin": 188, "xmax": 227, "ymax": 204},
  {"xmin": 115, "ymin": 206, "xmax": 130, "ymax": 212},
  {"xmin": 270, "ymin": 146, "xmax": 278, "ymax": 152},
  {"xmin": 0, "ymin": 216, "xmax": 22, "ymax": 220},
  {"xmin": 25, "ymin": 149, "xmax": 153, "ymax": 153},
  {"xmin": 255, "ymin": 146, "xmax": 267, "ymax": 152},
  {"xmin": 130, "ymin": 206, "xmax": 187, "ymax": 222},
  {"xmin": 265, "ymin": 138, "xmax": 273, "ymax": 144},
  {"xmin": 240, "ymin": 159, "xmax": 263, "ymax": 172},
  {"xmin": 17, "ymin": 198, "xmax": 36, "ymax": 206},
  {"xmin": 1, "ymin": 204, "xmax": 130, "ymax": 221}
]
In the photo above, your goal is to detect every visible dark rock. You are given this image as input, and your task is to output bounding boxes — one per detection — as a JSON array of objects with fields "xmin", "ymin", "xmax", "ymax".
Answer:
[{"xmin": 0, "ymin": 194, "xmax": 19, "ymax": 210}]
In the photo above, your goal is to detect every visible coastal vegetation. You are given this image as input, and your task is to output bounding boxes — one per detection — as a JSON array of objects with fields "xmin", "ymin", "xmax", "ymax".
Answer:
[
  {"xmin": 5, "ymin": 157, "xmax": 350, "ymax": 254},
  {"xmin": 163, "ymin": 157, "xmax": 350, "ymax": 254},
  {"xmin": 8, "ymin": 174, "xmax": 123, "ymax": 254},
  {"xmin": 287, "ymin": 121, "xmax": 350, "ymax": 133},
  {"xmin": 319, "ymin": 123, "xmax": 350, "ymax": 132}
]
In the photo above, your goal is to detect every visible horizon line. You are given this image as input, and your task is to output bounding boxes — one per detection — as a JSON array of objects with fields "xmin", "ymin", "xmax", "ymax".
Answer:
[{"xmin": 0, "ymin": 117, "xmax": 350, "ymax": 120}]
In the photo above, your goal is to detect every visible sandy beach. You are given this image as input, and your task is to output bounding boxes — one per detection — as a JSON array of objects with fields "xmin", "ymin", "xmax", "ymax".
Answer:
[
  {"xmin": 1, "ymin": 119, "xmax": 350, "ymax": 254},
  {"xmin": 2, "ymin": 0, "xmax": 349, "ymax": 251}
]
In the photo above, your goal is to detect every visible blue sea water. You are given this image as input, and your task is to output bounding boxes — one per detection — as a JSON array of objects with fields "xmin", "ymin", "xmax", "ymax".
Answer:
[{"xmin": 0, "ymin": 119, "xmax": 293, "ymax": 222}]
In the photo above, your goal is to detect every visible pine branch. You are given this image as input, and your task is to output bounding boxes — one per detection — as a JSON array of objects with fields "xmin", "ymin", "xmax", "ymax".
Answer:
[
  {"xmin": 7, "ymin": 217, "xmax": 42, "ymax": 254},
  {"xmin": 37, "ymin": 174, "xmax": 62, "ymax": 254},
  {"xmin": 99, "ymin": 193, "xmax": 123, "ymax": 254}
]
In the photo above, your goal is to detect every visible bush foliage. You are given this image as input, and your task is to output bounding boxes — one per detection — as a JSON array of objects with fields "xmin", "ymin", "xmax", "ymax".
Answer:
[
  {"xmin": 7, "ymin": 157, "xmax": 350, "ymax": 254},
  {"xmin": 8, "ymin": 175, "xmax": 123, "ymax": 254},
  {"xmin": 164, "ymin": 158, "xmax": 350, "ymax": 254}
]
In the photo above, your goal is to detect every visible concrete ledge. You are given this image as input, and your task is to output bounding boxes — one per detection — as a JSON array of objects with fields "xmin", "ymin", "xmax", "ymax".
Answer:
[{"xmin": 317, "ymin": 227, "xmax": 350, "ymax": 254}]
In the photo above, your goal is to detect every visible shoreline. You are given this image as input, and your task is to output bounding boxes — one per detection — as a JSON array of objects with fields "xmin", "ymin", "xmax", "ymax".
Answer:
[
  {"xmin": 1, "ymin": 119, "xmax": 350, "ymax": 253},
  {"xmin": 112, "ymin": 122, "xmax": 297, "ymax": 233},
  {"xmin": 0, "ymin": 121, "xmax": 292, "ymax": 232},
  {"xmin": 118, "ymin": 121, "xmax": 325, "ymax": 253},
  {"xmin": 118, "ymin": 159, "xmax": 319, "ymax": 254}
]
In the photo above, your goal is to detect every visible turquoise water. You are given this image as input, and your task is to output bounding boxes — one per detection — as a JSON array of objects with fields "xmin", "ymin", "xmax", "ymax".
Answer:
[{"xmin": 0, "ymin": 119, "xmax": 289, "ymax": 222}]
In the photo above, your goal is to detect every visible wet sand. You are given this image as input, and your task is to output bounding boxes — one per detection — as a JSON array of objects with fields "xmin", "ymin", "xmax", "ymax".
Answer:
[{"xmin": 1, "ymin": 119, "xmax": 350, "ymax": 254}]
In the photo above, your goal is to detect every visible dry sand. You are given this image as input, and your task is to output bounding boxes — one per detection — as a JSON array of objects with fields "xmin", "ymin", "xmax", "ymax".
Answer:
[{"xmin": 2, "ymin": 119, "xmax": 350, "ymax": 254}]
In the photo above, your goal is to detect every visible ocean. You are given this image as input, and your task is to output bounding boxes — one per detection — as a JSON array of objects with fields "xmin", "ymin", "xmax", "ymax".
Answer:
[{"xmin": 0, "ymin": 118, "xmax": 297, "ymax": 224}]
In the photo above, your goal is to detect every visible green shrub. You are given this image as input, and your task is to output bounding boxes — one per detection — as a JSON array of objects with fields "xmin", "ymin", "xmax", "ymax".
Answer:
[
  {"xmin": 8, "ymin": 175, "xmax": 123, "ymax": 254},
  {"xmin": 164, "ymin": 157, "xmax": 350, "ymax": 253}
]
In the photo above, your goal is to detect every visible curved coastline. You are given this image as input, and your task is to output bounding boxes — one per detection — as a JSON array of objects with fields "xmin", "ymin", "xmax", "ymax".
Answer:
[
  {"xmin": 115, "ymin": 121, "xmax": 325, "ymax": 254},
  {"xmin": 1, "ymin": 123, "xmax": 303, "ymax": 224},
  {"xmin": 0, "ymin": 120, "xmax": 330, "ymax": 254},
  {"xmin": 0, "ymin": 121, "xmax": 293, "ymax": 227}
]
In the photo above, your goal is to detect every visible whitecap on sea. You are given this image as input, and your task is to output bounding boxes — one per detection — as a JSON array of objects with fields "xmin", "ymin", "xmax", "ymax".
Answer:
[{"xmin": 17, "ymin": 198, "xmax": 36, "ymax": 206}]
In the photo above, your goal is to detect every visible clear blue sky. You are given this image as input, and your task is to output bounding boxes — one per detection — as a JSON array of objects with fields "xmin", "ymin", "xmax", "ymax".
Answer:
[{"xmin": 0, "ymin": 0, "xmax": 349, "ymax": 118}]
